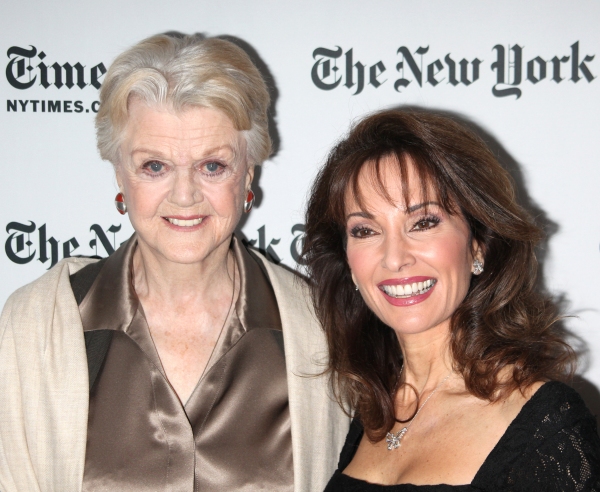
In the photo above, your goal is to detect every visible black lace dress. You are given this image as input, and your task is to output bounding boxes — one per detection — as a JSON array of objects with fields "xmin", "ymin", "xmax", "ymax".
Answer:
[{"xmin": 325, "ymin": 382, "xmax": 600, "ymax": 491}]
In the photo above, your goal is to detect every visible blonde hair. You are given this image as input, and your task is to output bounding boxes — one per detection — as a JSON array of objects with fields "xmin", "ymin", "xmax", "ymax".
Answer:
[{"xmin": 96, "ymin": 34, "xmax": 271, "ymax": 166}]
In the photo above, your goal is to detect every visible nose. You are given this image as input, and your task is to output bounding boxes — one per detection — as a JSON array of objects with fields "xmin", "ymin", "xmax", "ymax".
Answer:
[
  {"xmin": 381, "ymin": 233, "xmax": 415, "ymax": 272},
  {"xmin": 169, "ymin": 167, "xmax": 202, "ymax": 207}
]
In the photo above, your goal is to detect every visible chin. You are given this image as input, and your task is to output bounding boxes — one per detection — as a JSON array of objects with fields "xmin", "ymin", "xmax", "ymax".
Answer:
[
  {"xmin": 137, "ymin": 229, "xmax": 232, "ymax": 266},
  {"xmin": 160, "ymin": 246, "xmax": 213, "ymax": 265}
]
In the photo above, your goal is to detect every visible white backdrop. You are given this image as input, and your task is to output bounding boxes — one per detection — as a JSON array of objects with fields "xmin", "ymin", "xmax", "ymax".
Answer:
[{"xmin": 2, "ymin": 0, "xmax": 599, "ymax": 409}]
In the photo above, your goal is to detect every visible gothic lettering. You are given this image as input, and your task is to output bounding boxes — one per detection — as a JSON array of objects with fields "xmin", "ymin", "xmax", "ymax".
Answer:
[
  {"xmin": 460, "ymin": 58, "xmax": 481, "ymax": 85},
  {"xmin": 290, "ymin": 224, "xmax": 305, "ymax": 264},
  {"xmin": 527, "ymin": 56, "xmax": 547, "ymax": 84},
  {"xmin": 491, "ymin": 44, "xmax": 523, "ymax": 99},
  {"xmin": 311, "ymin": 46, "xmax": 343, "ymax": 90},
  {"xmin": 38, "ymin": 224, "xmax": 59, "ymax": 267},
  {"xmin": 246, "ymin": 225, "xmax": 281, "ymax": 263},
  {"xmin": 427, "ymin": 59, "xmax": 444, "ymax": 86},
  {"xmin": 5, "ymin": 221, "xmax": 36, "ymax": 264},
  {"xmin": 6, "ymin": 45, "xmax": 106, "ymax": 90},
  {"xmin": 89, "ymin": 224, "xmax": 121, "ymax": 256},
  {"xmin": 571, "ymin": 41, "xmax": 595, "ymax": 82},
  {"xmin": 90, "ymin": 63, "xmax": 106, "ymax": 89},
  {"xmin": 6, "ymin": 46, "xmax": 37, "ymax": 89},
  {"xmin": 312, "ymin": 42, "xmax": 595, "ymax": 98},
  {"xmin": 344, "ymin": 49, "xmax": 365, "ymax": 95},
  {"xmin": 551, "ymin": 56, "xmax": 570, "ymax": 82},
  {"xmin": 395, "ymin": 46, "xmax": 429, "ymax": 90},
  {"xmin": 369, "ymin": 61, "xmax": 386, "ymax": 88},
  {"xmin": 62, "ymin": 238, "xmax": 80, "ymax": 258},
  {"xmin": 445, "ymin": 54, "xmax": 459, "ymax": 86},
  {"xmin": 4, "ymin": 221, "xmax": 126, "ymax": 268}
]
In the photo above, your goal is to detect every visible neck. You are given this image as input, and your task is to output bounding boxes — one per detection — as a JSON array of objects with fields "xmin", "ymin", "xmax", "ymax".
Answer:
[
  {"xmin": 396, "ymin": 324, "xmax": 455, "ymax": 393},
  {"xmin": 132, "ymin": 239, "xmax": 234, "ymax": 306}
]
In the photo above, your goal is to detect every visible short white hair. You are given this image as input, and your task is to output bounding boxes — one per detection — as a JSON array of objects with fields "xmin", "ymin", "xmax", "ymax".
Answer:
[{"xmin": 96, "ymin": 34, "xmax": 271, "ymax": 166}]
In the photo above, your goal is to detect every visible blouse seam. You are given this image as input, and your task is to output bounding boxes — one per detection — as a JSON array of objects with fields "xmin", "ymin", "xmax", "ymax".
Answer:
[{"xmin": 149, "ymin": 362, "xmax": 172, "ymax": 488}]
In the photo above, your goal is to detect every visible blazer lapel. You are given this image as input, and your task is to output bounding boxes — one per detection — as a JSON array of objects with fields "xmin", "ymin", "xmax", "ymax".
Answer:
[{"xmin": 256, "ymin": 256, "xmax": 350, "ymax": 492}]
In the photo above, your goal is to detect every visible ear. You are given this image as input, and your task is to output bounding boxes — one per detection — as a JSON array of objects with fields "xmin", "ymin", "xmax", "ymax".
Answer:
[
  {"xmin": 472, "ymin": 239, "xmax": 483, "ymax": 258},
  {"xmin": 471, "ymin": 239, "xmax": 484, "ymax": 272},
  {"xmin": 115, "ymin": 170, "xmax": 123, "ymax": 192},
  {"xmin": 245, "ymin": 163, "xmax": 255, "ymax": 191}
]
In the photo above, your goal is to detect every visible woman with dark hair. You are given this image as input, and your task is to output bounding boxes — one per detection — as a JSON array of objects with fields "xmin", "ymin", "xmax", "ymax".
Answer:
[{"xmin": 303, "ymin": 109, "xmax": 600, "ymax": 490}]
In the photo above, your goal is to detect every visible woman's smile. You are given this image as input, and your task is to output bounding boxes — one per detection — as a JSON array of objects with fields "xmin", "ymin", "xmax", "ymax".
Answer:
[
  {"xmin": 378, "ymin": 277, "xmax": 437, "ymax": 306},
  {"xmin": 345, "ymin": 156, "xmax": 476, "ymax": 337},
  {"xmin": 163, "ymin": 215, "xmax": 206, "ymax": 229}
]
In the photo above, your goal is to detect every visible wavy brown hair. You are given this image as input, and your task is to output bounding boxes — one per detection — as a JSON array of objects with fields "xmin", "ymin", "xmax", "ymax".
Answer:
[{"xmin": 302, "ymin": 109, "xmax": 575, "ymax": 442}]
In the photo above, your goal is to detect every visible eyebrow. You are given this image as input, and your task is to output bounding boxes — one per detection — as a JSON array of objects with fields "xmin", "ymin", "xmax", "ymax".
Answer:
[
  {"xmin": 345, "ymin": 201, "xmax": 441, "ymax": 221},
  {"xmin": 346, "ymin": 211, "xmax": 374, "ymax": 220},
  {"xmin": 407, "ymin": 201, "xmax": 440, "ymax": 213},
  {"xmin": 131, "ymin": 144, "xmax": 238, "ymax": 160}
]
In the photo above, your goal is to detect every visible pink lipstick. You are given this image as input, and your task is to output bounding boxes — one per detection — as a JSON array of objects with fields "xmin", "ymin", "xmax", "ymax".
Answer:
[{"xmin": 377, "ymin": 276, "xmax": 437, "ymax": 306}]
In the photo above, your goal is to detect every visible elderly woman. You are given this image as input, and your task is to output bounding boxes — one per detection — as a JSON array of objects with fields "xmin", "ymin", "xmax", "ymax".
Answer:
[
  {"xmin": 0, "ymin": 34, "xmax": 348, "ymax": 491},
  {"xmin": 303, "ymin": 109, "xmax": 600, "ymax": 490}
]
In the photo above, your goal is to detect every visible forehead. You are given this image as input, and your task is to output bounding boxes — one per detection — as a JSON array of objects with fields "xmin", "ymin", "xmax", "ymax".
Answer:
[
  {"xmin": 346, "ymin": 155, "xmax": 438, "ymax": 211},
  {"xmin": 123, "ymin": 100, "xmax": 244, "ymax": 156}
]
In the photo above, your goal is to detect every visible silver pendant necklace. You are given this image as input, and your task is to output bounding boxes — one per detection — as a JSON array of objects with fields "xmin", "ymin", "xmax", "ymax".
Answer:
[{"xmin": 385, "ymin": 371, "xmax": 452, "ymax": 451}]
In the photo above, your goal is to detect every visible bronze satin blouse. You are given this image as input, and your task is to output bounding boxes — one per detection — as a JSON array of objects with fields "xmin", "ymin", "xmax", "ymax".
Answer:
[{"xmin": 78, "ymin": 235, "xmax": 293, "ymax": 491}]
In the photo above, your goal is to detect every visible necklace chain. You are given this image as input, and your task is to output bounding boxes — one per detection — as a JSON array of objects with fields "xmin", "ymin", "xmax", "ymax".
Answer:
[{"xmin": 386, "ymin": 370, "xmax": 452, "ymax": 451}]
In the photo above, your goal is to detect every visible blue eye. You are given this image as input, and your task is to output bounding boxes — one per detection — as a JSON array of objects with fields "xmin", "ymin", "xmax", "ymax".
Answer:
[
  {"xmin": 144, "ymin": 161, "xmax": 164, "ymax": 173},
  {"xmin": 205, "ymin": 161, "xmax": 221, "ymax": 173}
]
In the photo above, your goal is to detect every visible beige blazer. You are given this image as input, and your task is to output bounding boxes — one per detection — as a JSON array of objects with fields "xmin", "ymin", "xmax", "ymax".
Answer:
[{"xmin": 0, "ymin": 255, "xmax": 349, "ymax": 492}]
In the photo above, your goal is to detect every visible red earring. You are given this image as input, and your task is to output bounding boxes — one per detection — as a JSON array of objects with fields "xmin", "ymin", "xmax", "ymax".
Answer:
[
  {"xmin": 115, "ymin": 192, "xmax": 127, "ymax": 215},
  {"xmin": 244, "ymin": 190, "xmax": 255, "ymax": 213}
]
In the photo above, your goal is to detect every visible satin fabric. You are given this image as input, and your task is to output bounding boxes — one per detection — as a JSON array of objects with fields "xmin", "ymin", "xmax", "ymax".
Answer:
[{"xmin": 79, "ymin": 235, "xmax": 293, "ymax": 491}]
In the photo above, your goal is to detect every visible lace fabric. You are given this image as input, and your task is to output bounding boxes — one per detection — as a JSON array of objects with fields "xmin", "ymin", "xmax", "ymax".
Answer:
[{"xmin": 325, "ymin": 381, "xmax": 600, "ymax": 491}]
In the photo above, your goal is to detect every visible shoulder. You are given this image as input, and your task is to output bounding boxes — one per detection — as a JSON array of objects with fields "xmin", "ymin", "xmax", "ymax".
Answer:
[
  {"xmin": 0, "ymin": 258, "xmax": 93, "ymax": 397},
  {"xmin": 3, "ymin": 257, "xmax": 99, "ymax": 311},
  {"xmin": 475, "ymin": 381, "xmax": 600, "ymax": 490},
  {"xmin": 520, "ymin": 381, "xmax": 596, "ymax": 429},
  {"xmin": 336, "ymin": 418, "xmax": 365, "ymax": 471},
  {"xmin": 1, "ymin": 257, "xmax": 99, "ymax": 348},
  {"xmin": 504, "ymin": 381, "xmax": 598, "ymax": 451},
  {"xmin": 245, "ymin": 244, "xmax": 309, "ymax": 296}
]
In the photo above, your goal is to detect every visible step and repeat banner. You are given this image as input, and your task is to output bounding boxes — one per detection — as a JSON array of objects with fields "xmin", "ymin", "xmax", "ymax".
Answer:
[{"xmin": 2, "ymin": 1, "xmax": 599, "ymax": 401}]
